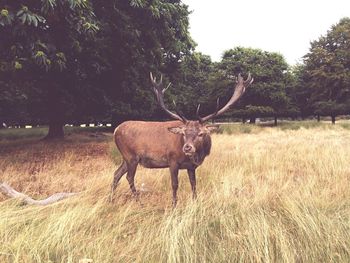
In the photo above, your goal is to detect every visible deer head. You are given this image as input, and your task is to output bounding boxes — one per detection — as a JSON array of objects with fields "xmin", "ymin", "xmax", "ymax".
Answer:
[{"xmin": 150, "ymin": 72, "xmax": 253, "ymax": 156}]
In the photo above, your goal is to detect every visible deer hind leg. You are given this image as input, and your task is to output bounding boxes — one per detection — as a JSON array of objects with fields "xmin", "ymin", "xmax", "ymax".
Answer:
[
  {"xmin": 126, "ymin": 160, "xmax": 138, "ymax": 197},
  {"xmin": 110, "ymin": 160, "xmax": 128, "ymax": 201}
]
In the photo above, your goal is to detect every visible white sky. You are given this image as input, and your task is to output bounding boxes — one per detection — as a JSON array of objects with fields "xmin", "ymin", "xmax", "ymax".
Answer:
[{"xmin": 183, "ymin": 0, "xmax": 350, "ymax": 65}]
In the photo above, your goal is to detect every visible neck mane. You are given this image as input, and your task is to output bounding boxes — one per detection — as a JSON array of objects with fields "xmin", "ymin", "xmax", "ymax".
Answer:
[{"xmin": 189, "ymin": 135, "xmax": 212, "ymax": 166}]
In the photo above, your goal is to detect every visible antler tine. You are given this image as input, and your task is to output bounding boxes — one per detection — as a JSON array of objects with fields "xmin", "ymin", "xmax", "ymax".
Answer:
[
  {"xmin": 212, "ymin": 97, "xmax": 220, "ymax": 118},
  {"xmin": 196, "ymin": 104, "xmax": 202, "ymax": 122},
  {"xmin": 198, "ymin": 72, "xmax": 253, "ymax": 123},
  {"xmin": 149, "ymin": 72, "xmax": 187, "ymax": 123},
  {"xmin": 173, "ymin": 100, "xmax": 188, "ymax": 122},
  {"xmin": 163, "ymin": 83, "xmax": 171, "ymax": 93},
  {"xmin": 197, "ymin": 98, "xmax": 220, "ymax": 123},
  {"xmin": 150, "ymin": 72, "xmax": 162, "ymax": 89},
  {"xmin": 150, "ymin": 72, "xmax": 155, "ymax": 84},
  {"xmin": 237, "ymin": 73, "xmax": 241, "ymax": 82},
  {"xmin": 245, "ymin": 72, "xmax": 254, "ymax": 85}
]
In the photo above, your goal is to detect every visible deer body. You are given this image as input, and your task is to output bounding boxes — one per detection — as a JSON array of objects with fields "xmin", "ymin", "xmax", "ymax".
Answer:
[
  {"xmin": 114, "ymin": 120, "xmax": 211, "ymax": 170},
  {"xmin": 110, "ymin": 72, "xmax": 253, "ymax": 206}
]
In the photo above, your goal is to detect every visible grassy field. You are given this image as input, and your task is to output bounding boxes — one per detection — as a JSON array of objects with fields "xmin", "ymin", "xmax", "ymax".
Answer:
[{"xmin": 1, "ymin": 122, "xmax": 350, "ymax": 262}]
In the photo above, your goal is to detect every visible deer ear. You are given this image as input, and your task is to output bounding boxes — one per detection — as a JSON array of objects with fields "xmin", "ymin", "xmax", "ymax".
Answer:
[
  {"xmin": 168, "ymin": 126, "xmax": 185, "ymax": 134},
  {"xmin": 205, "ymin": 124, "xmax": 220, "ymax": 133}
]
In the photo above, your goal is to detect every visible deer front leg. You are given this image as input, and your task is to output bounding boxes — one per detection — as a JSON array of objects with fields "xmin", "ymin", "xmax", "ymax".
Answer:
[
  {"xmin": 187, "ymin": 168, "xmax": 197, "ymax": 200},
  {"xmin": 169, "ymin": 164, "xmax": 179, "ymax": 207}
]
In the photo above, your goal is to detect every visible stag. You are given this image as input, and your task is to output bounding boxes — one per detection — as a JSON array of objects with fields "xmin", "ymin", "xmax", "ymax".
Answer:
[{"xmin": 111, "ymin": 73, "xmax": 253, "ymax": 206}]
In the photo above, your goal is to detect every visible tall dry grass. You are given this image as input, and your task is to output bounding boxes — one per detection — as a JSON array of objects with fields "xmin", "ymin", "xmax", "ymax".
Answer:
[{"xmin": 1, "ymin": 126, "xmax": 350, "ymax": 262}]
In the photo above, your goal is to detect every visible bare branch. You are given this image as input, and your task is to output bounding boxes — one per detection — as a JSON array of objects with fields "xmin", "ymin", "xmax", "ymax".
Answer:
[{"xmin": 0, "ymin": 182, "xmax": 77, "ymax": 206}]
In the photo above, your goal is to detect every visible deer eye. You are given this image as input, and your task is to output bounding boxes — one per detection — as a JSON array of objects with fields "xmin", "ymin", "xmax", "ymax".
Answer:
[{"xmin": 198, "ymin": 132, "xmax": 204, "ymax": 137}]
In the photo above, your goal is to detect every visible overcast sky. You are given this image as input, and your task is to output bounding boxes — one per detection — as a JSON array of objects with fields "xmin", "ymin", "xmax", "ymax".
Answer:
[{"xmin": 182, "ymin": 0, "xmax": 350, "ymax": 65}]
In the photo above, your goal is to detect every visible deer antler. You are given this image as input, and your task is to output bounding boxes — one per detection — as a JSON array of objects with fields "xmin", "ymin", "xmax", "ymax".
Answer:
[
  {"xmin": 197, "ymin": 73, "xmax": 253, "ymax": 123},
  {"xmin": 150, "ymin": 72, "xmax": 187, "ymax": 123}
]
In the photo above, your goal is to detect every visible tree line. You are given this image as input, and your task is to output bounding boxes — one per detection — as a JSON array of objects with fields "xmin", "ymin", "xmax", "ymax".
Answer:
[{"xmin": 0, "ymin": 1, "xmax": 350, "ymax": 138}]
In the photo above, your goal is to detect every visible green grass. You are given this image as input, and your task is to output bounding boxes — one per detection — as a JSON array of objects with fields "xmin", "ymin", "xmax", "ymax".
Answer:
[
  {"xmin": 218, "ymin": 119, "xmax": 350, "ymax": 134},
  {"xmin": 218, "ymin": 123, "xmax": 260, "ymax": 134},
  {"xmin": 0, "ymin": 126, "xmax": 112, "ymax": 141},
  {"xmin": 0, "ymin": 127, "xmax": 48, "ymax": 140},
  {"xmin": 2, "ymin": 120, "xmax": 350, "ymax": 142}
]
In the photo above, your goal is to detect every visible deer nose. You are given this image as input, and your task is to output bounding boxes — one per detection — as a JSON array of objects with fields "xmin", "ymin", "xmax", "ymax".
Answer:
[{"xmin": 183, "ymin": 144, "xmax": 194, "ymax": 153}]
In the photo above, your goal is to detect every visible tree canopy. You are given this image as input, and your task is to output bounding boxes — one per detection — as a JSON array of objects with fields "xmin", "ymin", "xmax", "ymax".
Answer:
[
  {"xmin": 1, "ymin": 5, "xmax": 350, "ymax": 135},
  {"xmin": 0, "ymin": 0, "xmax": 100, "ymax": 137},
  {"xmin": 92, "ymin": 0, "xmax": 195, "ymax": 123},
  {"xmin": 209, "ymin": 47, "xmax": 297, "ymax": 123},
  {"xmin": 0, "ymin": 0, "xmax": 195, "ymax": 137},
  {"xmin": 302, "ymin": 17, "xmax": 350, "ymax": 123}
]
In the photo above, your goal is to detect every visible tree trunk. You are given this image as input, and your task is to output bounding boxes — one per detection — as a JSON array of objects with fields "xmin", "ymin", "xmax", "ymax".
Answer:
[
  {"xmin": 317, "ymin": 115, "xmax": 320, "ymax": 122},
  {"xmin": 43, "ymin": 75, "xmax": 65, "ymax": 140},
  {"xmin": 274, "ymin": 116, "xmax": 278, "ymax": 126},
  {"xmin": 331, "ymin": 115, "xmax": 336, "ymax": 124},
  {"xmin": 249, "ymin": 117, "xmax": 256, "ymax": 124},
  {"xmin": 45, "ymin": 121, "xmax": 64, "ymax": 139}
]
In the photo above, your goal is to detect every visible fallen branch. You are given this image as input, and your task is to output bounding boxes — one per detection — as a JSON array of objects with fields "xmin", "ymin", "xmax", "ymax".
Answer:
[{"xmin": 0, "ymin": 182, "xmax": 77, "ymax": 206}]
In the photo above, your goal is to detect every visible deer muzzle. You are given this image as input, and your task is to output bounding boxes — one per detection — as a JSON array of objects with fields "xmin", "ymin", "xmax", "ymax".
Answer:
[{"xmin": 183, "ymin": 143, "xmax": 196, "ymax": 156}]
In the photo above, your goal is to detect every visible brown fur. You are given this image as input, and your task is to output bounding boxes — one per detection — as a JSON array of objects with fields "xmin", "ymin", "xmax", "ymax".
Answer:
[
  {"xmin": 111, "ymin": 120, "xmax": 216, "ymax": 206},
  {"xmin": 110, "ymin": 73, "xmax": 252, "ymax": 206}
]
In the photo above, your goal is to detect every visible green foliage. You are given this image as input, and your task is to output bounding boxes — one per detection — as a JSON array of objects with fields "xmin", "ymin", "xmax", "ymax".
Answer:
[
  {"xmin": 0, "ymin": 0, "xmax": 194, "ymax": 136},
  {"xmin": 92, "ymin": 0, "xmax": 194, "ymax": 122},
  {"xmin": 166, "ymin": 52, "xmax": 214, "ymax": 119},
  {"xmin": 0, "ymin": 0, "xmax": 101, "ymax": 137},
  {"xmin": 288, "ymin": 64, "xmax": 313, "ymax": 118},
  {"xmin": 2, "ymin": 2, "xmax": 349, "ymax": 132},
  {"xmin": 208, "ymin": 47, "xmax": 297, "ymax": 120},
  {"xmin": 0, "ymin": 1, "xmax": 98, "ymax": 72},
  {"xmin": 303, "ymin": 17, "xmax": 350, "ymax": 119}
]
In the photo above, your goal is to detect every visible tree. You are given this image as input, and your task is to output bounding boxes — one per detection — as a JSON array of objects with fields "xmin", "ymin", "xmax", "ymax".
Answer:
[
  {"xmin": 0, "ymin": 80, "xmax": 27, "ymax": 126},
  {"xmin": 0, "ymin": 0, "xmax": 99, "ymax": 138},
  {"xmin": 303, "ymin": 17, "xmax": 350, "ymax": 124},
  {"xmin": 287, "ymin": 64, "xmax": 312, "ymax": 119},
  {"xmin": 0, "ymin": 0, "xmax": 195, "ymax": 137},
  {"xmin": 166, "ymin": 52, "xmax": 214, "ymax": 119},
  {"xmin": 213, "ymin": 47, "xmax": 296, "ymax": 124},
  {"xmin": 91, "ymin": 0, "xmax": 195, "ymax": 124}
]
